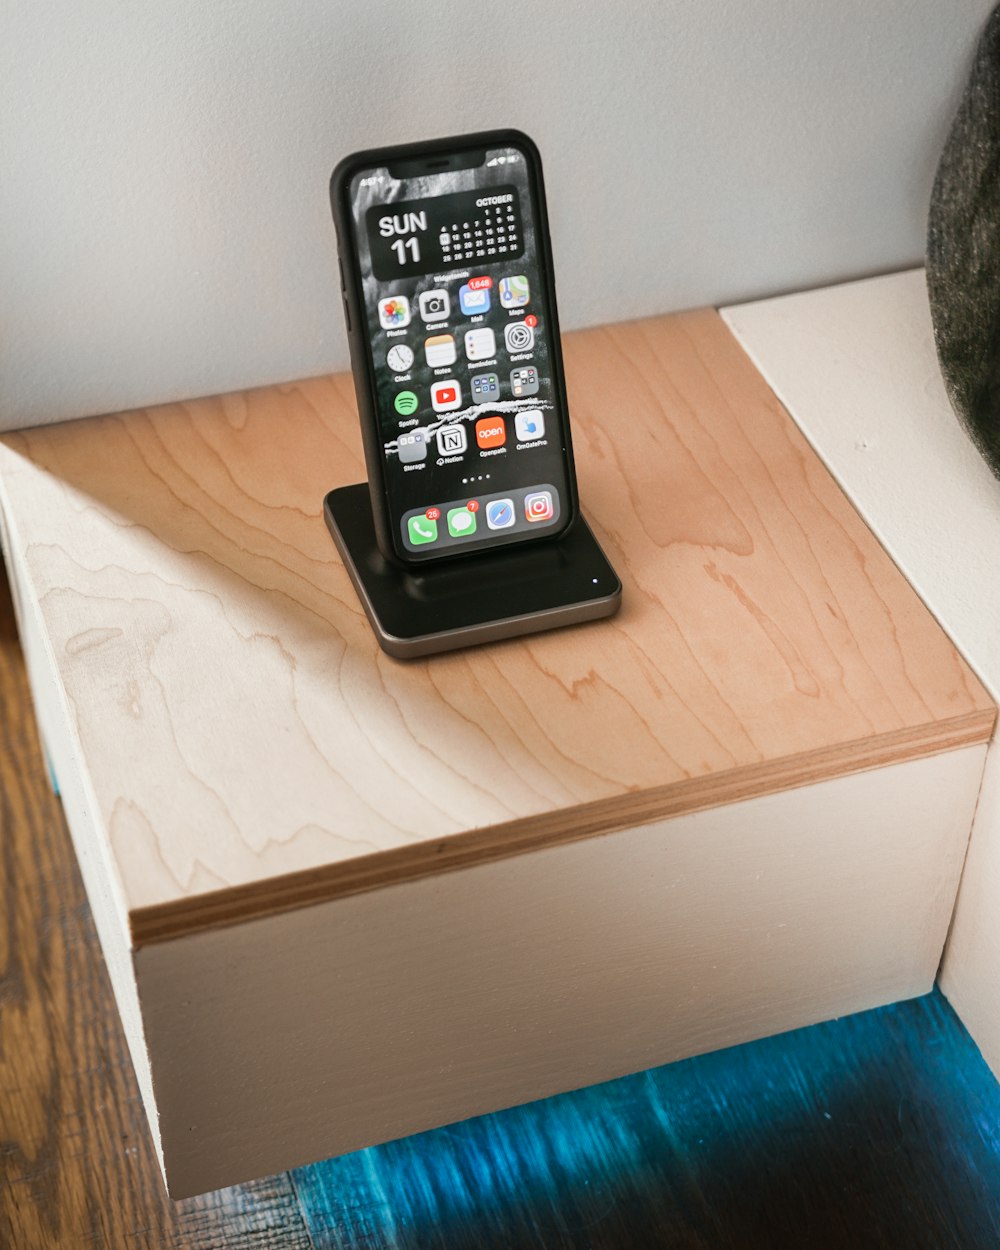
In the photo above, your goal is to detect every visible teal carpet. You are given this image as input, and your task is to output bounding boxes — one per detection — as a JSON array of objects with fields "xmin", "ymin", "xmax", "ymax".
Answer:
[{"xmin": 287, "ymin": 990, "xmax": 1000, "ymax": 1248}]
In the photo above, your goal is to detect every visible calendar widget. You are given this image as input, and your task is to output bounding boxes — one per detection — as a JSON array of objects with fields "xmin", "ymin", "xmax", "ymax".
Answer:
[{"xmin": 366, "ymin": 187, "xmax": 524, "ymax": 280}]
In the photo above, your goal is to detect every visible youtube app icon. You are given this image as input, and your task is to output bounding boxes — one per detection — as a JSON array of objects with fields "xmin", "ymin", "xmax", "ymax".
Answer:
[{"xmin": 431, "ymin": 380, "xmax": 462, "ymax": 413}]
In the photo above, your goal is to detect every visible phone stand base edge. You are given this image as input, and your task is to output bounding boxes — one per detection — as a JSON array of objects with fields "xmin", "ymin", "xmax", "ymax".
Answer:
[{"xmin": 324, "ymin": 483, "xmax": 622, "ymax": 660}]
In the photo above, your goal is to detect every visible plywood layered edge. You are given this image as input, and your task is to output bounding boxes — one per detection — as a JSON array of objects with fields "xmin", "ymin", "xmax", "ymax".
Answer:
[{"xmin": 129, "ymin": 712, "xmax": 993, "ymax": 946}]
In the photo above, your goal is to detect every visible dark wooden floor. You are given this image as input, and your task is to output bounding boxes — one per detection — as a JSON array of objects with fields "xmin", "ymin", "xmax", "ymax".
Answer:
[{"xmin": 4, "ymin": 557, "xmax": 1000, "ymax": 1249}]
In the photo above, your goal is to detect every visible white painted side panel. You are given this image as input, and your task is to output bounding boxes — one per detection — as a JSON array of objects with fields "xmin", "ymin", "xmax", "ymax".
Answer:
[
  {"xmin": 942, "ymin": 748, "xmax": 1000, "ymax": 1072},
  {"xmin": 137, "ymin": 747, "xmax": 985, "ymax": 1197},
  {"xmin": 722, "ymin": 270, "xmax": 1000, "ymax": 1072},
  {"xmin": 0, "ymin": 497, "xmax": 165, "ymax": 1172},
  {"xmin": 1, "ymin": 3, "xmax": 993, "ymax": 429}
]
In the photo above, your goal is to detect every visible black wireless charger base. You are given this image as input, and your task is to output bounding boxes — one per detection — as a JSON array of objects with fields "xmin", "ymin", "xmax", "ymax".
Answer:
[{"xmin": 324, "ymin": 483, "xmax": 622, "ymax": 659}]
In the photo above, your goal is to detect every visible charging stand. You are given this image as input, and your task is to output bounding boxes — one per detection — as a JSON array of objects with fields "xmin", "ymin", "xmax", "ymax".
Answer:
[{"xmin": 324, "ymin": 483, "xmax": 622, "ymax": 659}]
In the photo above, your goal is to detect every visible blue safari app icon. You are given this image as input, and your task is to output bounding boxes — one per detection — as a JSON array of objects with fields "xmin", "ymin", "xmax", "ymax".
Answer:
[{"xmin": 485, "ymin": 498, "xmax": 516, "ymax": 530}]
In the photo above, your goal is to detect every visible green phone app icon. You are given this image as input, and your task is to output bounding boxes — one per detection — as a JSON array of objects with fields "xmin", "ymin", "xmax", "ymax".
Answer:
[
  {"xmin": 394, "ymin": 390, "xmax": 419, "ymax": 416},
  {"xmin": 407, "ymin": 514, "xmax": 438, "ymax": 545},
  {"xmin": 447, "ymin": 507, "xmax": 478, "ymax": 539}
]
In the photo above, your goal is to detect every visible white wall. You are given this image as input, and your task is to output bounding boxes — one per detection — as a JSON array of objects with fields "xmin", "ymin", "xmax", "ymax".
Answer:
[{"xmin": 1, "ymin": 0, "xmax": 992, "ymax": 431}]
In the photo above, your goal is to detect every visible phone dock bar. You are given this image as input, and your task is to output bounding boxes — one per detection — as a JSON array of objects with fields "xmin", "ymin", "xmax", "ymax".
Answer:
[{"xmin": 324, "ymin": 483, "xmax": 622, "ymax": 659}]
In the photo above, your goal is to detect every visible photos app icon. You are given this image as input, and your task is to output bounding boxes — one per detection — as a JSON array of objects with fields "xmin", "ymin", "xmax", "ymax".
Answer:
[{"xmin": 378, "ymin": 296, "xmax": 410, "ymax": 329}]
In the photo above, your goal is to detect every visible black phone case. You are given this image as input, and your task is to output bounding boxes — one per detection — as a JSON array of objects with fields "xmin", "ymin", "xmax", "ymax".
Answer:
[{"xmin": 329, "ymin": 129, "xmax": 580, "ymax": 568}]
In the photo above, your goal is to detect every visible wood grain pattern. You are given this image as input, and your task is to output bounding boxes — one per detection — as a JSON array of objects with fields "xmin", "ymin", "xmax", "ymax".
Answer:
[
  {"xmin": 0, "ymin": 564, "xmax": 314, "ymax": 1249},
  {"xmin": 0, "ymin": 309, "xmax": 992, "ymax": 945}
]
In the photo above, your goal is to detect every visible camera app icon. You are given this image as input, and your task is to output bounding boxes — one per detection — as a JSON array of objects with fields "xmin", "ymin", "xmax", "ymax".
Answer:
[
  {"xmin": 504, "ymin": 322, "xmax": 534, "ymax": 354},
  {"xmin": 419, "ymin": 290, "xmax": 450, "ymax": 322}
]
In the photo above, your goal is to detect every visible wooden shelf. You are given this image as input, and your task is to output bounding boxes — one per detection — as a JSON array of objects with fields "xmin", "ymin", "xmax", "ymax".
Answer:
[
  {"xmin": 0, "ymin": 308, "xmax": 991, "ymax": 944},
  {"xmin": 0, "ymin": 305, "xmax": 992, "ymax": 1195}
]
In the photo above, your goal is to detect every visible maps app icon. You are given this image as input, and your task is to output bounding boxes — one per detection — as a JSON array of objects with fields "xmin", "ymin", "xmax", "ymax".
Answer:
[{"xmin": 499, "ymin": 276, "xmax": 530, "ymax": 308}]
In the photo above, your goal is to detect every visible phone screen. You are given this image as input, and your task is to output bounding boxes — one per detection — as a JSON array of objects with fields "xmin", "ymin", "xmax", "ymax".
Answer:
[{"xmin": 345, "ymin": 140, "xmax": 574, "ymax": 561}]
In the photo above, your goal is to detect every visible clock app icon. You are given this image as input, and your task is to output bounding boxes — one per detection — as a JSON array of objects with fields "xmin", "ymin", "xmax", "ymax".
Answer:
[{"xmin": 386, "ymin": 344, "xmax": 415, "ymax": 373}]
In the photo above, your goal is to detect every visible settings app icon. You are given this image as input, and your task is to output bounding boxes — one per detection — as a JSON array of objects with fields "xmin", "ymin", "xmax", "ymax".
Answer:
[{"xmin": 504, "ymin": 322, "xmax": 534, "ymax": 353}]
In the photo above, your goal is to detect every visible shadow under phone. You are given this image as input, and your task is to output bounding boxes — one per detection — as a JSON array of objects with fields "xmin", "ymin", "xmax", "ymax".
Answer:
[{"xmin": 324, "ymin": 483, "xmax": 622, "ymax": 659}]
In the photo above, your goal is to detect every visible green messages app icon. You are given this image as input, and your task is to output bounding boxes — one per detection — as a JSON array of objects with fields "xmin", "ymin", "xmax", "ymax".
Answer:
[
  {"xmin": 447, "ymin": 507, "xmax": 477, "ymax": 539},
  {"xmin": 407, "ymin": 514, "xmax": 438, "ymax": 545},
  {"xmin": 394, "ymin": 390, "xmax": 419, "ymax": 416}
]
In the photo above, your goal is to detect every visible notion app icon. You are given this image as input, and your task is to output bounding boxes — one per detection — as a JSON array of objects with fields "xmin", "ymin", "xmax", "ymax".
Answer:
[
  {"xmin": 430, "ymin": 380, "xmax": 462, "ymax": 413},
  {"xmin": 436, "ymin": 424, "xmax": 468, "ymax": 456},
  {"xmin": 378, "ymin": 296, "xmax": 410, "ymax": 329},
  {"xmin": 514, "ymin": 410, "xmax": 545, "ymax": 442},
  {"xmin": 425, "ymin": 334, "xmax": 457, "ymax": 368},
  {"xmin": 475, "ymin": 416, "xmax": 506, "ymax": 449},
  {"xmin": 524, "ymin": 490, "xmax": 554, "ymax": 523},
  {"xmin": 485, "ymin": 498, "xmax": 516, "ymax": 530}
]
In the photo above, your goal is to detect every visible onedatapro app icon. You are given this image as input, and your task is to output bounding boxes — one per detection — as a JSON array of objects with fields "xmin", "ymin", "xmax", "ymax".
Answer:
[
  {"xmin": 378, "ymin": 295, "xmax": 410, "ymax": 329},
  {"xmin": 514, "ymin": 409, "xmax": 545, "ymax": 441},
  {"xmin": 524, "ymin": 490, "xmax": 554, "ymax": 523}
]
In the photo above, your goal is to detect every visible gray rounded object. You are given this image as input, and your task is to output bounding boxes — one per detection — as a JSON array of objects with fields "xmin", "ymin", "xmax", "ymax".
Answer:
[{"xmin": 927, "ymin": 3, "xmax": 1000, "ymax": 479}]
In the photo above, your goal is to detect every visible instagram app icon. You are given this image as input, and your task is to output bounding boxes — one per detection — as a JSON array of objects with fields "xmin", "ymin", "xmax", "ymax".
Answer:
[{"xmin": 524, "ymin": 491, "xmax": 554, "ymax": 523}]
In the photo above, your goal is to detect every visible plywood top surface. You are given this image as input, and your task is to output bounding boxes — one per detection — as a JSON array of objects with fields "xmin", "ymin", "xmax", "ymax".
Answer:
[{"xmin": 0, "ymin": 308, "xmax": 992, "ymax": 943}]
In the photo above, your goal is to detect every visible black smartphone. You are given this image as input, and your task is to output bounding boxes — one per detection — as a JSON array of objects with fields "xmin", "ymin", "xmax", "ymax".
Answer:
[{"xmin": 330, "ymin": 130, "xmax": 579, "ymax": 566}]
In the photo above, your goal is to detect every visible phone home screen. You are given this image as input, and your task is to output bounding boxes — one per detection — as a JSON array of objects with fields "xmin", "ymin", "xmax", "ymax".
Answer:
[{"xmin": 348, "ymin": 144, "xmax": 573, "ymax": 560}]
